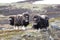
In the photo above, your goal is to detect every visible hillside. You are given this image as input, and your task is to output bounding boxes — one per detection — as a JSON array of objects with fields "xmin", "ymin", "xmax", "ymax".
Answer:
[{"xmin": 0, "ymin": 2, "xmax": 60, "ymax": 18}]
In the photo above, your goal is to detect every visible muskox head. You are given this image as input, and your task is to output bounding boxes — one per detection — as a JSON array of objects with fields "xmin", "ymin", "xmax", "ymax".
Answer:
[
  {"xmin": 9, "ymin": 16, "xmax": 15, "ymax": 26},
  {"xmin": 33, "ymin": 15, "xmax": 40, "ymax": 24},
  {"xmin": 23, "ymin": 13, "xmax": 29, "ymax": 22}
]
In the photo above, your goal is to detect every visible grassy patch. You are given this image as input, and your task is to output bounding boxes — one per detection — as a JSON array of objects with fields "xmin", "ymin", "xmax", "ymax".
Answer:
[
  {"xmin": 49, "ymin": 17, "xmax": 60, "ymax": 22},
  {"xmin": 0, "ymin": 30, "xmax": 24, "ymax": 37}
]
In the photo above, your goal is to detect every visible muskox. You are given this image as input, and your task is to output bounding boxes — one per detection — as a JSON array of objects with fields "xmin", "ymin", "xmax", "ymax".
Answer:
[
  {"xmin": 32, "ymin": 15, "xmax": 41, "ymax": 29},
  {"xmin": 32, "ymin": 15, "xmax": 49, "ymax": 30},
  {"xmin": 23, "ymin": 13, "xmax": 29, "ymax": 27},
  {"xmin": 9, "ymin": 13, "xmax": 29, "ymax": 30}
]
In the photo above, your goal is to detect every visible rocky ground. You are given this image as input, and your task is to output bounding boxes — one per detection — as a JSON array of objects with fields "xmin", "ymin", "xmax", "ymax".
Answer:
[
  {"xmin": 0, "ymin": 29, "xmax": 51, "ymax": 40},
  {"xmin": 0, "ymin": 26, "xmax": 59, "ymax": 40}
]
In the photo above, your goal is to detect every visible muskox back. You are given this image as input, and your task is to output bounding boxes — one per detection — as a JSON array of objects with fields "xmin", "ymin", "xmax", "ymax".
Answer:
[
  {"xmin": 14, "ymin": 15, "xmax": 23, "ymax": 26},
  {"xmin": 40, "ymin": 15, "xmax": 49, "ymax": 29}
]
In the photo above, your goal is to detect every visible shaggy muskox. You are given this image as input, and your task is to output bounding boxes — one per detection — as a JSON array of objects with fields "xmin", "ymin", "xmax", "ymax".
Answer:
[
  {"xmin": 40, "ymin": 15, "xmax": 49, "ymax": 29},
  {"xmin": 9, "ymin": 13, "xmax": 29, "ymax": 30},
  {"xmin": 32, "ymin": 15, "xmax": 41, "ymax": 29},
  {"xmin": 23, "ymin": 13, "xmax": 29, "ymax": 27},
  {"xmin": 32, "ymin": 15, "xmax": 49, "ymax": 30}
]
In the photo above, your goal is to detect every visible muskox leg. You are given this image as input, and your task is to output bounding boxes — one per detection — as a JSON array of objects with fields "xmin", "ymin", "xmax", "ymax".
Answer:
[
  {"xmin": 37, "ymin": 28, "xmax": 41, "ymax": 32},
  {"xmin": 18, "ymin": 26, "xmax": 21, "ymax": 30},
  {"xmin": 22, "ymin": 26, "xmax": 26, "ymax": 30},
  {"xmin": 14, "ymin": 26, "xmax": 16, "ymax": 29},
  {"xmin": 15, "ymin": 26, "xmax": 17, "ymax": 30},
  {"xmin": 14, "ymin": 26, "xmax": 16, "ymax": 30},
  {"xmin": 19, "ymin": 26, "xmax": 21, "ymax": 30},
  {"xmin": 15, "ymin": 26, "xmax": 18, "ymax": 30},
  {"xmin": 18, "ymin": 26, "xmax": 20, "ymax": 30}
]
